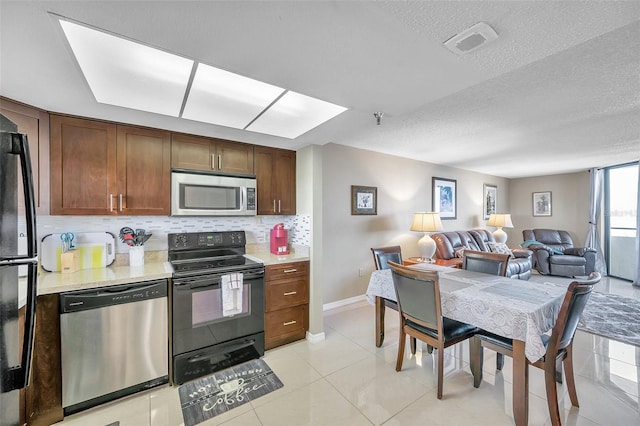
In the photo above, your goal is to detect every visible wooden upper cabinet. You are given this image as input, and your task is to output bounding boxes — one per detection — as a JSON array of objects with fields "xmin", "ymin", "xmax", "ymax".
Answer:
[
  {"xmin": 0, "ymin": 98, "xmax": 50, "ymax": 215},
  {"xmin": 171, "ymin": 133, "xmax": 254, "ymax": 175},
  {"xmin": 116, "ymin": 125, "xmax": 171, "ymax": 215},
  {"xmin": 50, "ymin": 115, "xmax": 170, "ymax": 215},
  {"xmin": 254, "ymin": 146, "xmax": 296, "ymax": 215},
  {"xmin": 50, "ymin": 115, "xmax": 116, "ymax": 215}
]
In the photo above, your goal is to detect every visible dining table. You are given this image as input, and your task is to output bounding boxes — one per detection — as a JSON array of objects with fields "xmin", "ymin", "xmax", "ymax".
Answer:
[{"xmin": 366, "ymin": 263, "xmax": 568, "ymax": 426}]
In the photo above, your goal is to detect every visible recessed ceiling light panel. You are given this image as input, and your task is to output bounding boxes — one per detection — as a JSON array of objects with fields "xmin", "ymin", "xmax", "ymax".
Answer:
[
  {"xmin": 247, "ymin": 91, "xmax": 347, "ymax": 139},
  {"xmin": 59, "ymin": 19, "xmax": 194, "ymax": 116},
  {"xmin": 182, "ymin": 63, "xmax": 285, "ymax": 129}
]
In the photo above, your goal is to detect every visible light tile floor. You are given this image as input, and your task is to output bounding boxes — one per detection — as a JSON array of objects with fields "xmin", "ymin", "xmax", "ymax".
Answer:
[{"xmin": 60, "ymin": 275, "xmax": 640, "ymax": 426}]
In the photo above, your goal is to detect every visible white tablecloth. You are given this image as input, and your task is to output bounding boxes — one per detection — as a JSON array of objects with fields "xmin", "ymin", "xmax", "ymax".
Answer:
[{"xmin": 366, "ymin": 265, "xmax": 567, "ymax": 362}]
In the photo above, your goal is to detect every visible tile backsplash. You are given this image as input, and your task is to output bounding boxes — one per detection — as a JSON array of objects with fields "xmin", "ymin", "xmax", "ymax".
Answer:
[{"xmin": 26, "ymin": 215, "xmax": 310, "ymax": 254}]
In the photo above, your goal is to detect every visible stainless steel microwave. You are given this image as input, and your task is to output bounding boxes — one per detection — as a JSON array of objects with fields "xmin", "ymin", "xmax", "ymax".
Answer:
[{"xmin": 171, "ymin": 172, "xmax": 256, "ymax": 216}]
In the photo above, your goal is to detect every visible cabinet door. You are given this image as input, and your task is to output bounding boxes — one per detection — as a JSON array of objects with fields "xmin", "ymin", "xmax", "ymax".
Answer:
[
  {"xmin": 255, "ymin": 146, "xmax": 296, "ymax": 215},
  {"xmin": 117, "ymin": 125, "xmax": 171, "ymax": 215},
  {"xmin": 273, "ymin": 150, "xmax": 296, "ymax": 215},
  {"xmin": 254, "ymin": 146, "xmax": 276, "ymax": 215},
  {"xmin": 171, "ymin": 133, "xmax": 214, "ymax": 171},
  {"xmin": 1, "ymin": 98, "xmax": 50, "ymax": 215},
  {"xmin": 214, "ymin": 139, "xmax": 254, "ymax": 175},
  {"xmin": 50, "ymin": 115, "xmax": 117, "ymax": 215}
]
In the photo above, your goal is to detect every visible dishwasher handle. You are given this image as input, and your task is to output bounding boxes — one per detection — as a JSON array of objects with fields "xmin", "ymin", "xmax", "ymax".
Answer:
[{"xmin": 60, "ymin": 280, "xmax": 168, "ymax": 313}]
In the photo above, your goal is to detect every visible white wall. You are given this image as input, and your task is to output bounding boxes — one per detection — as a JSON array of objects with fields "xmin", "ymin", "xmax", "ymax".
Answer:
[
  {"xmin": 320, "ymin": 143, "xmax": 510, "ymax": 304},
  {"xmin": 509, "ymin": 171, "xmax": 590, "ymax": 245}
]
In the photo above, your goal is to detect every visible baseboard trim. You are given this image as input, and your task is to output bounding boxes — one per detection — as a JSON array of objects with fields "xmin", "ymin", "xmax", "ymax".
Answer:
[
  {"xmin": 306, "ymin": 331, "xmax": 325, "ymax": 344},
  {"xmin": 323, "ymin": 295, "xmax": 368, "ymax": 311}
]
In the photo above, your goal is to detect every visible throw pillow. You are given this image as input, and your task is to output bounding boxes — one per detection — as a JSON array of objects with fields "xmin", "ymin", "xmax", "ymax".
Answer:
[{"xmin": 487, "ymin": 242, "xmax": 514, "ymax": 258}]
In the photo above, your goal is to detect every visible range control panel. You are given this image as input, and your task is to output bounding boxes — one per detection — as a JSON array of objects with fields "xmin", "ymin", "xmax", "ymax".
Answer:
[{"xmin": 169, "ymin": 231, "xmax": 247, "ymax": 250}]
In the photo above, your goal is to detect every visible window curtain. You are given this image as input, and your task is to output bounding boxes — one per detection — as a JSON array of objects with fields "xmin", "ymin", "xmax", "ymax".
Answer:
[
  {"xmin": 634, "ymin": 161, "xmax": 640, "ymax": 287},
  {"xmin": 585, "ymin": 168, "xmax": 607, "ymax": 275}
]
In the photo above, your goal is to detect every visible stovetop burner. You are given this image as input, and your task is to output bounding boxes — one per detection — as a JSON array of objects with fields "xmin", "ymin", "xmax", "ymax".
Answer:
[{"xmin": 168, "ymin": 231, "xmax": 263, "ymax": 277}]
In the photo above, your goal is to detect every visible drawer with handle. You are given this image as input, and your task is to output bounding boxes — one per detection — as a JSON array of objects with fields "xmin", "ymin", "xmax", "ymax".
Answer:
[
  {"xmin": 265, "ymin": 305, "xmax": 308, "ymax": 349},
  {"xmin": 265, "ymin": 261, "xmax": 309, "ymax": 281},
  {"xmin": 266, "ymin": 278, "xmax": 308, "ymax": 311}
]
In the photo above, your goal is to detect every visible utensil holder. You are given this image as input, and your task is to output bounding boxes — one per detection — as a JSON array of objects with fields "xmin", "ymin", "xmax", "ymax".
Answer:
[
  {"xmin": 60, "ymin": 251, "xmax": 80, "ymax": 274},
  {"xmin": 129, "ymin": 246, "xmax": 144, "ymax": 267}
]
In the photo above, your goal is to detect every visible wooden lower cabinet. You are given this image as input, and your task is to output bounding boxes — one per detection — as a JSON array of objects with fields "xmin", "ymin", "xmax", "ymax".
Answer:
[
  {"xmin": 24, "ymin": 294, "xmax": 63, "ymax": 426},
  {"xmin": 264, "ymin": 261, "xmax": 309, "ymax": 350}
]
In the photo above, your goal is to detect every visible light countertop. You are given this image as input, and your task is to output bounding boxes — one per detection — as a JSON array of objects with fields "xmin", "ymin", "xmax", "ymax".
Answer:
[
  {"xmin": 246, "ymin": 243, "xmax": 310, "ymax": 265},
  {"xmin": 36, "ymin": 262, "xmax": 174, "ymax": 295},
  {"xmin": 33, "ymin": 243, "xmax": 309, "ymax": 296}
]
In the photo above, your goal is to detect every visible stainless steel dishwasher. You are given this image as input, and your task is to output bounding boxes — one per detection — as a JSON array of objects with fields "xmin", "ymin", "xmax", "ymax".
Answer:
[{"xmin": 59, "ymin": 279, "xmax": 169, "ymax": 415}]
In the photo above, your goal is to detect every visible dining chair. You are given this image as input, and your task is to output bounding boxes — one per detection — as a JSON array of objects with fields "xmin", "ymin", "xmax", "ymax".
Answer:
[
  {"xmin": 462, "ymin": 249, "xmax": 510, "ymax": 276},
  {"xmin": 370, "ymin": 246, "xmax": 403, "ymax": 348},
  {"xmin": 371, "ymin": 245, "xmax": 403, "ymax": 270},
  {"xmin": 388, "ymin": 261, "xmax": 480, "ymax": 399},
  {"xmin": 476, "ymin": 272, "xmax": 601, "ymax": 426},
  {"xmin": 462, "ymin": 249, "xmax": 510, "ymax": 370}
]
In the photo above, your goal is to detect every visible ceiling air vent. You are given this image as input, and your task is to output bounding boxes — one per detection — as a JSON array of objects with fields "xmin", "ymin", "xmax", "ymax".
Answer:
[{"xmin": 444, "ymin": 22, "xmax": 498, "ymax": 55}]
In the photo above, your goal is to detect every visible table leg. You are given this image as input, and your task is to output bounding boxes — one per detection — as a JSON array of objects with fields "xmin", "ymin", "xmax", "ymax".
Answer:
[
  {"xmin": 375, "ymin": 296, "xmax": 385, "ymax": 347},
  {"xmin": 512, "ymin": 340, "xmax": 529, "ymax": 426},
  {"xmin": 469, "ymin": 336, "xmax": 483, "ymax": 388}
]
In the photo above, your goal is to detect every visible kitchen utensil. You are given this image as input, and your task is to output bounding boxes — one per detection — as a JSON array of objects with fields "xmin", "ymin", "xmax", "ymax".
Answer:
[
  {"xmin": 140, "ymin": 234, "xmax": 152, "ymax": 246},
  {"xmin": 60, "ymin": 232, "xmax": 75, "ymax": 253},
  {"xmin": 134, "ymin": 229, "xmax": 146, "ymax": 246},
  {"xmin": 119, "ymin": 227, "xmax": 136, "ymax": 246},
  {"xmin": 119, "ymin": 227, "xmax": 134, "ymax": 242}
]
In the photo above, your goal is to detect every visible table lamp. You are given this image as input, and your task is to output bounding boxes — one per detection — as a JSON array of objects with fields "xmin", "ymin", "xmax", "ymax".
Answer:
[
  {"xmin": 487, "ymin": 213, "xmax": 513, "ymax": 244},
  {"xmin": 410, "ymin": 212, "xmax": 443, "ymax": 262}
]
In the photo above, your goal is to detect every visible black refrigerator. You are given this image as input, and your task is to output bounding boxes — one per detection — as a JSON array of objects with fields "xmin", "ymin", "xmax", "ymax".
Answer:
[{"xmin": 0, "ymin": 113, "xmax": 38, "ymax": 426}]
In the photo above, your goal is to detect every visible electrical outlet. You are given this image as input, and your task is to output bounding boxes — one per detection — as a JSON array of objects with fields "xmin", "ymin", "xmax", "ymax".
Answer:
[{"xmin": 358, "ymin": 268, "xmax": 364, "ymax": 277}]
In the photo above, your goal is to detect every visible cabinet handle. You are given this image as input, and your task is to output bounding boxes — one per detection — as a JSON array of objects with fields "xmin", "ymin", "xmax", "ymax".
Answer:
[
  {"xmin": 273, "ymin": 200, "xmax": 276, "ymax": 213},
  {"xmin": 283, "ymin": 291, "xmax": 297, "ymax": 296},
  {"xmin": 283, "ymin": 320, "xmax": 297, "ymax": 326},
  {"xmin": 218, "ymin": 155, "xmax": 222, "ymax": 170},
  {"xmin": 211, "ymin": 154, "xmax": 216, "ymax": 170},
  {"xmin": 119, "ymin": 194, "xmax": 123, "ymax": 212},
  {"xmin": 283, "ymin": 269, "xmax": 297, "ymax": 273},
  {"xmin": 278, "ymin": 199, "xmax": 281, "ymax": 213},
  {"xmin": 109, "ymin": 194, "xmax": 114, "ymax": 212}
]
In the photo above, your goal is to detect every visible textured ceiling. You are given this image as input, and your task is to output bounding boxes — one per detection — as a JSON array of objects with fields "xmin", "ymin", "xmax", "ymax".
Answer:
[{"xmin": 1, "ymin": 1, "xmax": 639, "ymax": 178}]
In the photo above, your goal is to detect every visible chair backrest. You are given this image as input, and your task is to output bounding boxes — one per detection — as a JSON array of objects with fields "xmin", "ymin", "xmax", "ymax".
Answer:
[
  {"xmin": 463, "ymin": 250, "xmax": 509, "ymax": 276},
  {"xmin": 388, "ymin": 261, "xmax": 441, "ymax": 331},
  {"xmin": 549, "ymin": 272, "xmax": 601, "ymax": 352},
  {"xmin": 523, "ymin": 229, "xmax": 574, "ymax": 249},
  {"xmin": 371, "ymin": 246, "xmax": 402, "ymax": 270}
]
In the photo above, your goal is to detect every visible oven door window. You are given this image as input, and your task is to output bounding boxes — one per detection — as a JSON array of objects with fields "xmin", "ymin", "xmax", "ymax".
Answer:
[
  {"xmin": 192, "ymin": 283, "xmax": 250, "ymax": 326},
  {"xmin": 181, "ymin": 183, "xmax": 241, "ymax": 211}
]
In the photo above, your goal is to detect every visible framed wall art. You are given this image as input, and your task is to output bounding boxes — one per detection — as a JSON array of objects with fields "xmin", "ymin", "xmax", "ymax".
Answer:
[
  {"xmin": 532, "ymin": 191, "xmax": 552, "ymax": 216},
  {"xmin": 432, "ymin": 177, "xmax": 457, "ymax": 219},
  {"xmin": 483, "ymin": 184, "xmax": 497, "ymax": 220},
  {"xmin": 351, "ymin": 185, "xmax": 377, "ymax": 215}
]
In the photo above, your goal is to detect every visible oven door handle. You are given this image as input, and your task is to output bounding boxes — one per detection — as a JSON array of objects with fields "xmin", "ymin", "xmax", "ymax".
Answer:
[
  {"xmin": 173, "ymin": 271, "xmax": 264, "ymax": 289},
  {"xmin": 174, "ymin": 277, "xmax": 221, "ymax": 290}
]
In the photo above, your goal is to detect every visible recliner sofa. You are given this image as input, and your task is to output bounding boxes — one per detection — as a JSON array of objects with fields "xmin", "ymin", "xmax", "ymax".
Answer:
[
  {"xmin": 522, "ymin": 229, "xmax": 596, "ymax": 277},
  {"xmin": 431, "ymin": 229, "xmax": 533, "ymax": 280}
]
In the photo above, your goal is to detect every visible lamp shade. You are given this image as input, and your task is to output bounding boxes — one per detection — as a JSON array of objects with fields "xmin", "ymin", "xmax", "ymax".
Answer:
[
  {"xmin": 487, "ymin": 213, "xmax": 513, "ymax": 244},
  {"xmin": 410, "ymin": 212, "xmax": 444, "ymax": 232},
  {"xmin": 487, "ymin": 213, "xmax": 513, "ymax": 228},
  {"xmin": 410, "ymin": 212, "xmax": 443, "ymax": 261}
]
